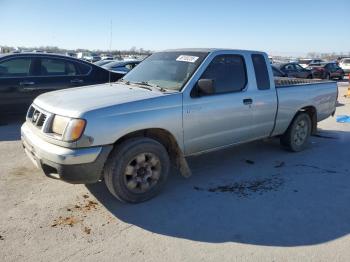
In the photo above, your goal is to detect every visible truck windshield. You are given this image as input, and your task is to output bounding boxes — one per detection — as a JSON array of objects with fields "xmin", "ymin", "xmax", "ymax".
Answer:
[{"xmin": 122, "ymin": 51, "xmax": 208, "ymax": 91}]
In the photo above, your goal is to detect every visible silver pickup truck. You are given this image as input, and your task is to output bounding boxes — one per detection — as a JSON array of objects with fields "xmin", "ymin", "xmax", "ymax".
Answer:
[{"xmin": 21, "ymin": 49, "xmax": 338, "ymax": 203}]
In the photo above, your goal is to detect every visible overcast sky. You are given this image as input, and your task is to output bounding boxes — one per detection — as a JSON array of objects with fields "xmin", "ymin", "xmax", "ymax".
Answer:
[{"xmin": 1, "ymin": 0, "xmax": 349, "ymax": 56}]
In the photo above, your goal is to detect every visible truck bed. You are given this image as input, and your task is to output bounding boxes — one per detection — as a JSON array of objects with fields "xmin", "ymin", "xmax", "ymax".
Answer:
[
  {"xmin": 272, "ymin": 77, "xmax": 338, "ymax": 136},
  {"xmin": 274, "ymin": 77, "xmax": 333, "ymax": 88}
]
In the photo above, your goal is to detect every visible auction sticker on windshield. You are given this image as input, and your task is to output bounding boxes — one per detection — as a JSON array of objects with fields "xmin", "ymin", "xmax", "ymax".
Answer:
[{"xmin": 176, "ymin": 55, "xmax": 199, "ymax": 63}]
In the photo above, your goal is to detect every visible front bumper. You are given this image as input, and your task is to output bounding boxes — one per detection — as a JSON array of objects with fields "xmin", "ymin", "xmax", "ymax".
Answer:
[{"xmin": 21, "ymin": 122, "xmax": 112, "ymax": 184}]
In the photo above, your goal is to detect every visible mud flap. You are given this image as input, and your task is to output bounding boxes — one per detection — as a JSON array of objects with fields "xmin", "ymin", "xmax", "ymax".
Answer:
[{"xmin": 177, "ymin": 153, "xmax": 192, "ymax": 178}]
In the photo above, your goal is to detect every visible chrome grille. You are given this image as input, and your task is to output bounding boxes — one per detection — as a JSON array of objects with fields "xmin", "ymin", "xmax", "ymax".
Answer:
[{"xmin": 27, "ymin": 106, "xmax": 48, "ymax": 129}]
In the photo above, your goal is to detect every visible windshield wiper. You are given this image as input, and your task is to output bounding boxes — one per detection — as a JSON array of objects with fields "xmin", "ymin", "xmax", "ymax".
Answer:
[
  {"xmin": 117, "ymin": 79, "xmax": 130, "ymax": 85},
  {"xmin": 133, "ymin": 81, "xmax": 167, "ymax": 92},
  {"xmin": 129, "ymin": 81, "xmax": 153, "ymax": 91}
]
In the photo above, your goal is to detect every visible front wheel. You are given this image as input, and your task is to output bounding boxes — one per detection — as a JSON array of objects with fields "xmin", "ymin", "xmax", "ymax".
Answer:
[
  {"xmin": 280, "ymin": 112, "xmax": 311, "ymax": 152},
  {"xmin": 104, "ymin": 137, "xmax": 170, "ymax": 203}
]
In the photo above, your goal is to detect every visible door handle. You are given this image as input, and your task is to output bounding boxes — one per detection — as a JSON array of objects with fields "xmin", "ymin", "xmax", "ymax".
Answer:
[
  {"xmin": 19, "ymin": 81, "xmax": 35, "ymax": 86},
  {"xmin": 243, "ymin": 98, "xmax": 253, "ymax": 105},
  {"xmin": 70, "ymin": 79, "xmax": 84, "ymax": 84}
]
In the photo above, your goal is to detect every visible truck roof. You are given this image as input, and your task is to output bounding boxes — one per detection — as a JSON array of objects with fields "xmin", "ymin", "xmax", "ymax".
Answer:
[{"xmin": 162, "ymin": 48, "xmax": 266, "ymax": 55}]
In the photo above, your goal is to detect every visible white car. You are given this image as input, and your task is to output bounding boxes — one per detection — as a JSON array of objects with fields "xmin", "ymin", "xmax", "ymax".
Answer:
[
  {"xmin": 339, "ymin": 58, "xmax": 350, "ymax": 74},
  {"xmin": 298, "ymin": 59, "xmax": 325, "ymax": 68},
  {"xmin": 101, "ymin": 55, "xmax": 114, "ymax": 61}
]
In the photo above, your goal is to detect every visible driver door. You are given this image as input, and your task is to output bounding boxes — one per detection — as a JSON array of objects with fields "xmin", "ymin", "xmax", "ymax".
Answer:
[{"xmin": 183, "ymin": 54, "xmax": 254, "ymax": 155}]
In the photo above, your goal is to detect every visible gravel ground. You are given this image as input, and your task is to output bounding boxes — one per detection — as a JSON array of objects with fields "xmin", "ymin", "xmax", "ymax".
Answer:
[{"xmin": 0, "ymin": 82, "xmax": 349, "ymax": 262}]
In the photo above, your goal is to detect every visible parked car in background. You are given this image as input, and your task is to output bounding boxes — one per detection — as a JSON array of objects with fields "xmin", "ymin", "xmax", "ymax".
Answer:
[
  {"xmin": 307, "ymin": 62, "xmax": 345, "ymax": 80},
  {"xmin": 274, "ymin": 62, "xmax": 313, "ymax": 78},
  {"xmin": 85, "ymin": 54, "xmax": 101, "ymax": 63},
  {"xmin": 76, "ymin": 52, "xmax": 101, "ymax": 62},
  {"xmin": 271, "ymin": 65, "xmax": 287, "ymax": 77},
  {"xmin": 65, "ymin": 52, "xmax": 77, "ymax": 58},
  {"xmin": 94, "ymin": 59, "xmax": 115, "ymax": 67},
  {"xmin": 102, "ymin": 60, "xmax": 141, "ymax": 74},
  {"xmin": 306, "ymin": 60, "xmax": 326, "ymax": 67},
  {"xmin": 100, "ymin": 55, "xmax": 114, "ymax": 61},
  {"xmin": 298, "ymin": 59, "xmax": 324, "ymax": 68},
  {"xmin": 0, "ymin": 53, "xmax": 122, "ymax": 117},
  {"xmin": 339, "ymin": 58, "xmax": 350, "ymax": 74}
]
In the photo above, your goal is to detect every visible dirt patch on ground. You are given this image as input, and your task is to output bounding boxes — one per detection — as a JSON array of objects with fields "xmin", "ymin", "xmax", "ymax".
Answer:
[
  {"xmin": 51, "ymin": 216, "xmax": 80, "ymax": 227},
  {"xmin": 194, "ymin": 175, "xmax": 284, "ymax": 197},
  {"xmin": 274, "ymin": 161, "xmax": 285, "ymax": 168},
  {"xmin": 71, "ymin": 200, "xmax": 99, "ymax": 212},
  {"xmin": 10, "ymin": 166, "xmax": 36, "ymax": 176},
  {"xmin": 50, "ymin": 194, "xmax": 110, "ymax": 235},
  {"xmin": 296, "ymin": 164, "xmax": 338, "ymax": 174}
]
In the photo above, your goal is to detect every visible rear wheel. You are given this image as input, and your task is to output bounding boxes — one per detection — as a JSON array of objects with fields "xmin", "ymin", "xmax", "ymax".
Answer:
[
  {"xmin": 104, "ymin": 137, "xmax": 170, "ymax": 203},
  {"xmin": 280, "ymin": 112, "xmax": 311, "ymax": 152}
]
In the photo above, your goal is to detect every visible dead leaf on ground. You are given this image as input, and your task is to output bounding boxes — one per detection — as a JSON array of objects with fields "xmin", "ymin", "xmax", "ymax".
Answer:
[
  {"xmin": 84, "ymin": 227, "xmax": 91, "ymax": 235},
  {"xmin": 274, "ymin": 161, "xmax": 285, "ymax": 168},
  {"xmin": 245, "ymin": 159, "xmax": 255, "ymax": 165}
]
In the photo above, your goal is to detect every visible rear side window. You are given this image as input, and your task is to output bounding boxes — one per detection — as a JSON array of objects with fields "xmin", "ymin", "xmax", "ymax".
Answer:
[
  {"xmin": 201, "ymin": 55, "xmax": 247, "ymax": 94},
  {"xmin": 78, "ymin": 63, "xmax": 91, "ymax": 74},
  {"xmin": 252, "ymin": 54, "xmax": 270, "ymax": 90},
  {"xmin": 283, "ymin": 64, "xmax": 295, "ymax": 71},
  {"xmin": 0, "ymin": 58, "xmax": 32, "ymax": 77},
  {"xmin": 40, "ymin": 58, "xmax": 77, "ymax": 76}
]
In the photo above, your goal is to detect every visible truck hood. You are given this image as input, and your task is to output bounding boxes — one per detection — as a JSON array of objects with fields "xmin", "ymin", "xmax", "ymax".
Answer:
[{"xmin": 34, "ymin": 83, "xmax": 168, "ymax": 117}]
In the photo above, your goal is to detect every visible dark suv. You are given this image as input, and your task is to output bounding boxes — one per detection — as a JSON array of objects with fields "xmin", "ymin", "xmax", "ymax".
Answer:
[{"xmin": 0, "ymin": 53, "xmax": 123, "ymax": 117}]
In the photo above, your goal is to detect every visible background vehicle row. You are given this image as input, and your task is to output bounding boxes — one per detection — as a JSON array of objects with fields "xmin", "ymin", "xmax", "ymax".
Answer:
[{"xmin": 0, "ymin": 53, "xmax": 123, "ymax": 117}]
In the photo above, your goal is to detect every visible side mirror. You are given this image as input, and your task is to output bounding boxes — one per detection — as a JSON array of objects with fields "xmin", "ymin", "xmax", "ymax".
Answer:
[{"xmin": 197, "ymin": 79, "xmax": 215, "ymax": 95}]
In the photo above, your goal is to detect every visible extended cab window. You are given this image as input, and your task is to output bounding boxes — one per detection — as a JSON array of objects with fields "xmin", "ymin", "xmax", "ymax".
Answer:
[
  {"xmin": 40, "ymin": 58, "xmax": 77, "ymax": 76},
  {"xmin": 0, "ymin": 58, "xmax": 32, "ymax": 77},
  {"xmin": 201, "ymin": 55, "xmax": 247, "ymax": 94},
  {"xmin": 252, "ymin": 54, "xmax": 270, "ymax": 90}
]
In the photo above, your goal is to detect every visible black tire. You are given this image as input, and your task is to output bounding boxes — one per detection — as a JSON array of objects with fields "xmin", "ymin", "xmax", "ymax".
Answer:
[
  {"xmin": 280, "ymin": 112, "xmax": 311, "ymax": 152},
  {"xmin": 104, "ymin": 137, "xmax": 170, "ymax": 203},
  {"xmin": 307, "ymin": 74, "xmax": 313, "ymax": 79}
]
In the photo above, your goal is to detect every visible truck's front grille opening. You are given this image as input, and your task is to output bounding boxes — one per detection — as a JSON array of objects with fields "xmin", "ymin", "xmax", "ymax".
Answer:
[{"xmin": 36, "ymin": 114, "xmax": 47, "ymax": 127}]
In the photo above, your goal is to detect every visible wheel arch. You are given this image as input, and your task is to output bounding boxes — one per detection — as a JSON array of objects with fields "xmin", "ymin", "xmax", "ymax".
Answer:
[
  {"xmin": 293, "ymin": 106, "xmax": 317, "ymax": 135},
  {"xmin": 111, "ymin": 128, "xmax": 191, "ymax": 177}
]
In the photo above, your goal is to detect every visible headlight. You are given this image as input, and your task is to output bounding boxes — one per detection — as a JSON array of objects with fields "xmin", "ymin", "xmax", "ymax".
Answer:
[
  {"xmin": 52, "ymin": 115, "xmax": 86, "ymax": 142},
  {"xmin": 63, "ymin": 118, "xmax": 86, "ymax": 141},
  {"xmin": 52, "ymin": 115, "xmax": 70, "ymax": 135}
]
